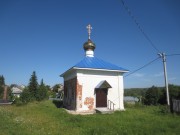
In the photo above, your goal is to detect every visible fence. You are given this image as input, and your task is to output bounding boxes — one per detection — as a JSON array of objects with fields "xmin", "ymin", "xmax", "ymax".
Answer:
[{"xmin": 172, "ymin": 99, "xmax": 180, "ymax": 113}]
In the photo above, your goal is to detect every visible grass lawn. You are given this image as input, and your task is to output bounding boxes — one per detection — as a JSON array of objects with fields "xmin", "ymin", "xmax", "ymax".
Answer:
[{"xmin": 0, "ymin": 100, "xmax": 180, "ymax": 135}]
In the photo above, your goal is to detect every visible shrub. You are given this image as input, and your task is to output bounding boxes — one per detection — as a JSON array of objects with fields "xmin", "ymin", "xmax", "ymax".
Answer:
[
  {"xmin": 20, "ymin": 88, "xmax": 32, "ymax": 103},
  {"xmin": 14, "ymin": 97, "xmax": 24, "ymax": 106},
  {"xmin": 158, "ymin": 105, "xmax": 170, "ymax": 114},
  {"xmin": 144, "ymin": 86, "xmax": 162, "ymax": 105}
]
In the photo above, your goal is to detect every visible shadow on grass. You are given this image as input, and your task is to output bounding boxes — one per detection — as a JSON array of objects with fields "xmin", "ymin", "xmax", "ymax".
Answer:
[{"xmin": 52, "ymin": 100, "xmax": 63, "ymax": 108}]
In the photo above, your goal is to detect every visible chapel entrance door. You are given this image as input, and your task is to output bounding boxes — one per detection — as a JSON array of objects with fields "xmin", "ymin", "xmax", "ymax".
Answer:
[{"xmin": 96, "ymin": 88, "xmax": 107, "ymax": 107}]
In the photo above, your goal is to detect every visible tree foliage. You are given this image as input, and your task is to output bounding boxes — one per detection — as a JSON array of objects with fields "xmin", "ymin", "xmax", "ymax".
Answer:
[
  {"xmin": 143, "ymin": 84, "xmax": 180, "ymax": 106},
  {"xmin": 0, "ymin": 86, "xmax": 4, "ymax": 99},
  {"xmin": 35, "ymin": 79, "xmax": 48, "ymax": 101},
  {"xmin": 52, "ymin": 84, "xmax": 60, "ymax": 93},
  {"xmin": 28, "ymin": 71, "xmax": 38, "ymax": 99},
  {"xmin": 124, "ymin": 88, "xmax": 147, "ymax": 97},
  {"xmin": 19, "ymin": 72, "xmax": 48, "ymax": 104},
  {"xmin": 0, "ymin": 75, "xmax": 5, "ymax": 86},
  {"xmin": 0, "ymin": 75, "xmax": 5, "ymax": 98},
  {"xmin": 125, "ymin": 84, "xmax": 180, "ymax": 106},
  {"xmin": 143, "ymin": 86, "xmax": 162, "ymax": 105},
  {"xmin": 19, "ymin": 87, "xmax": 31, "ymax": 103},
  {"xmin": 169, "ymin": 84, "xmax": 180, "ymax": 99}
]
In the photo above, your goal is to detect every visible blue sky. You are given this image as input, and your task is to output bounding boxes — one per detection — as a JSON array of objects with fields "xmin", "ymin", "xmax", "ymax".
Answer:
[{"xmin": 0, "ymin": 0, "xmax": 180, "ymax": 88}]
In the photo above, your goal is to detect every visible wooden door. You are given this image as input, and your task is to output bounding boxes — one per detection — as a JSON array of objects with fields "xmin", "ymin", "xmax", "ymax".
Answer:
[{"xmin": 96, "ymin": 88, "xmax": 107, "ymax": 107}]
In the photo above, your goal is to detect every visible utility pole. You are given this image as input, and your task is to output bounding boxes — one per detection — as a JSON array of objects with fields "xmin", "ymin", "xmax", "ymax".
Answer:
[{"xmin": 158, "ymin": 53, "xmax": 170, "ymax": 106}]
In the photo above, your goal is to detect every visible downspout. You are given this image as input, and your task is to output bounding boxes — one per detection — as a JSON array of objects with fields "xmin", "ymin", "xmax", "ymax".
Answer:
[{"xmin": 118, "ymin": 73, "xmax": 120, "ymax": 109}]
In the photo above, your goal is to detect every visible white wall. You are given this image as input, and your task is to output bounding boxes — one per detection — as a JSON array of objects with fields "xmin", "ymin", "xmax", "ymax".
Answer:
[{"xmin": 76, "ymin": 69, "xmax": 125, "ymax": 111}]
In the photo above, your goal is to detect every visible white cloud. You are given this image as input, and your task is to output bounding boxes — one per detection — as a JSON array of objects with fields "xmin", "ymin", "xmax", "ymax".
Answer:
[
  {"xmin": 153, "ymin": 72, "xmax": 164, "ymax": 77},
  {"xmin": 169, "ymin": 77, "xmax": 176, "ymax": 81},
  {"xmin": 133, "ymin": 73, "xmax": 145, "ymax": 77}
]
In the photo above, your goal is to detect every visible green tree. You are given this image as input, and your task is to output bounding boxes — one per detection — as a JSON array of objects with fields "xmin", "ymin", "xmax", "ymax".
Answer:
[
  {"xmin": 28, "ymin": 71, "xmax": 38, "ymax": 100},
  {"xmin": 158, "ymin": 84, "xmax": 180, "ymax": 105},
  {"xmin": 124, "ymin": 88, "xmax": 147, "ymax": 97},
  {"xmin": 144, "ymin": 86, "xmax": 162, "ymax": 105},
  {"xmin": 0, "ymin": 75, "xmax": 5, "ymax": 86},
  {"xmin": 52, "ymin": 84, "xmax": 60, "ymax": 93},
  {"xmin": 0, "ymin": 86, "xmax": 4, "ymax": 99},
  {"xmin": 20, "ymin": 87, "xmax": 31, "ymax": 103},
  {"xmin": 169, "ymin": 84, "xmax": 180, "ymax": 99},
  {"xmin": 158, "ymin": 88, "xmax": 167, "ymax": 105},
  {"xmin": 0, "ymin": 75, "xmax": 5, "ymax": 98},
  {"xmin": 36, "ymin": 79, "xmax": 48, "ymax": 101}
]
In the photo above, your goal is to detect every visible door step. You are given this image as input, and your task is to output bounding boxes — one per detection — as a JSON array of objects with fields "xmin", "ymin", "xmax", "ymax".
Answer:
[{"xmin": 95, "ymin": 107, "xmax": 114, "ymax": 114}]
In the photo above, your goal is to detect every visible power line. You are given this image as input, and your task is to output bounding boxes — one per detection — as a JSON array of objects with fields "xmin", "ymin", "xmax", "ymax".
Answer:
[
  {"xmin": 120, "ymin": 0, "xmax": 178, "ymax": 106},
  {"xmin": 125, "ymin": 57, "xmax": 160, "ymax": 77},
  {"xmin": 166, "ymin": 54, "xmax": 180, "ymax": 57},
  {"xmin": 120, "ymin": 0, "xmax": 161, "ymax": 53},
  {"xmin": 124, "ymin": 53, "xmax": 180, "ymax": 78}
]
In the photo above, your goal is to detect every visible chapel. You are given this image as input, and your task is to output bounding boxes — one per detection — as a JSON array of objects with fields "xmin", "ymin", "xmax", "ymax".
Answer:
[{"xmin": 61, "ymin": 24, "xmax": 128, "ymax": 113}]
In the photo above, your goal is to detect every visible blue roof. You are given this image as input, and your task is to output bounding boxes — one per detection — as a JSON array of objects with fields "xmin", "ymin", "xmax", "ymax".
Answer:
[{"xmin": 73, "ymin": 57, "xmax": 128, "ymax": 71}]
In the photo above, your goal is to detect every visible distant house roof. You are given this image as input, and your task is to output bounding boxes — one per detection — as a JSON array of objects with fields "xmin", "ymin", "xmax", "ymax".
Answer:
[
  {"xmin": 124, "ymin": 96, "xmax": 139, "ymax": 102},
  {"xmin": 11, "ymin": 87, "xmax": 22, "ymax": 94},
  {"xmin": 61, "ymin": 57, "xmax": 128, "ymax": 76}
]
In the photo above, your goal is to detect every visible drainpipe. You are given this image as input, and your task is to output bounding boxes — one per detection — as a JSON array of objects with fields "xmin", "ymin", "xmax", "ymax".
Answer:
[{"xmin": 118, "ymin": 74, "xmax": 120, "ymax": 109}]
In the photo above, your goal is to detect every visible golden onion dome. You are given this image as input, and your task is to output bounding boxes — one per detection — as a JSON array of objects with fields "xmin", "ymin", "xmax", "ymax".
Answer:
[{"xmin": 83, "ymin": 39, "xmax": 96, "ymax": 51}]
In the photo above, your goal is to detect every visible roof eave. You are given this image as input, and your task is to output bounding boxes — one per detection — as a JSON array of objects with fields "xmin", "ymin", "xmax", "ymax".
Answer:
[
  {"xmin": 73, "ymin": 67, "xmax": 129, "ymax": 73},
  {"xmin": 60, "ymin": 68, "xmax": 74, "ymax": 77},
  {"xmin": 60, "ymin": 66, "xmax": 129, "ymax": 77}
]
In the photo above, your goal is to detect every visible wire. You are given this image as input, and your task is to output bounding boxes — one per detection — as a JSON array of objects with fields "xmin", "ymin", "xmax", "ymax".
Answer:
[
  {"xmin": 166, "ymin": 54, "xmax": 180, "ymax": 57},
  {"xmin": 125, "ymin": 57, "xmax": 160, "ymax": 77},
  {"xmin": 120, "ymin": 0, "xmax": 161, "ymax": 53}
]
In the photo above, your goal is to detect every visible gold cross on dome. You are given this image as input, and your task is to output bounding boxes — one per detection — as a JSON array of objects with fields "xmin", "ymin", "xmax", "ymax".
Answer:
[{"xmin": 86, "ymin": 24, "xmax": 92, "ymax": 39}]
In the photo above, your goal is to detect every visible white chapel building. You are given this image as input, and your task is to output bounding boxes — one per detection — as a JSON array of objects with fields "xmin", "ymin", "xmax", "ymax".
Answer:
[{"xmin": 61, "ymin": 24, "xmax": 128, "ymax": 113}]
